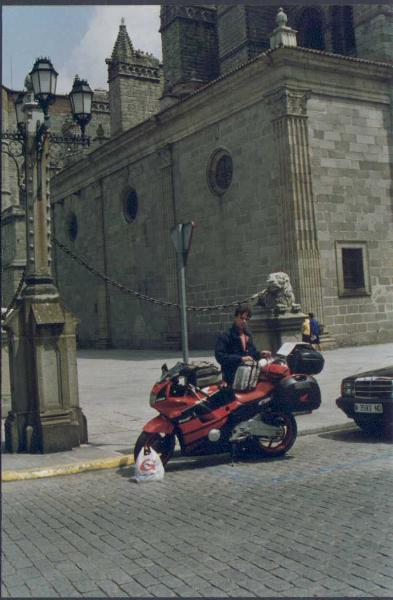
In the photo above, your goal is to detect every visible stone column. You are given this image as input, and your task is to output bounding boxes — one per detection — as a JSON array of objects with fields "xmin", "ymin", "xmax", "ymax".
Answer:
[
  {"xmin": 265, "ymin": 86, "xmax": 324, "ymax": 321},
  {"xmin": 4, "ymin": 102, "xmax": 87, "ymax": 453},
  {"xmin": 1, "ymin": 88, "xmax": 12, "ymax": 210},
  {"xmin": 157, "ymin": 145, "xmax": 181, "ymax": 348}
]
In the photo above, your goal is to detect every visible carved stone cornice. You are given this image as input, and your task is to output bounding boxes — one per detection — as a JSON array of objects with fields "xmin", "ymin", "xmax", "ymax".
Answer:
[
  {"xmin": 107, "ymin": 61, "xmax": 160, "ymax": 83},
  {"xmin": 160, "ymin": 5, "xmax": 217, "ymax": 32},
  {"xmin": 264, "ymin": 87, "xmax": 311, "ymax": 120},
  {"xmin": 92, "ymin": 100, "xmax": 109, "ymax": 114}
]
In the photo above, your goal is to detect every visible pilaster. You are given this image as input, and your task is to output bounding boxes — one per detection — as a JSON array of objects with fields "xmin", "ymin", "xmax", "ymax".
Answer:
[
  {"xmin": 96, "ymin": 179, "xmax": 112, "ymax": 348},
  {"xmin": 265, "ymin": 87, "xmax": 324, "ymax": 322},
  {"xmin": 157, "ymin": 146, "xmax": 181, "ymax": 348}
]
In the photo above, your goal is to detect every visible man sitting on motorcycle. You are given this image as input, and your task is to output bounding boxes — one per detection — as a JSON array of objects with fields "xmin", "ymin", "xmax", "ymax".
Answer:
[{"xmin": 215, "ymin": 305, "xmax": 271, "ymax": 386}]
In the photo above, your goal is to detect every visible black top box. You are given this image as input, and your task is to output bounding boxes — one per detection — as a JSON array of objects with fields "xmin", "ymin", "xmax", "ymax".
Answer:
[{"xmin": 287, "ymin": 346, "xmax": 324, "ymax": 375}]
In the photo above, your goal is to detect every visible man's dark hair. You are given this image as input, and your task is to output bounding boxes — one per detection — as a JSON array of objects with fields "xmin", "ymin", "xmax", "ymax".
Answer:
[
  {"xmin": 308, "ymin": 312, "xmax": 314, "ymax": 319},
  {"xmin": 235, "ymin": 305, "xmax": 252, "ymax": 318}
]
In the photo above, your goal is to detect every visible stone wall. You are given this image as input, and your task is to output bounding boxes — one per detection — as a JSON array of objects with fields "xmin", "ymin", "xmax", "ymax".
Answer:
[
  {"xmin": 308, "ymin": 95, "xmax": 393, "ymax": 346},
  {"xmin": 172, "ymin": 102, "xmax": 279, "ymax": 348},
  {"xmin": 52, "ymin": 47, "xmax": 393, "ymax": 350},
  {"xmin": 53, "ymin": 148, "xmax": 180, "ymax": 349}
]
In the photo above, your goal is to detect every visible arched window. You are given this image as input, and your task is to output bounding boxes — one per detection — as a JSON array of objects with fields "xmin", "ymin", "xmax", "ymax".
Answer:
[{"xmin": 297, "ymin": 8, "xmax": 325, "ymax": 51}]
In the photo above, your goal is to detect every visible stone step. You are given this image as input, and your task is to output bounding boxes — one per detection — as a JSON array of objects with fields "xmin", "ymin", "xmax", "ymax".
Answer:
[{"xmin": 319, "ymin": 332, "xmax": 337, "ymax": 350}]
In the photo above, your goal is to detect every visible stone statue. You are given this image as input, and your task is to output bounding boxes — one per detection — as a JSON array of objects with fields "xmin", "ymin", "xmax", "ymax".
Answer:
[
  {"xmin": 24, "ymin": 74, "xmax": 33, "ymax": 91},
  {"xmin": 257, "ymin": 272, "xmax": 301, "ymax": 314}
]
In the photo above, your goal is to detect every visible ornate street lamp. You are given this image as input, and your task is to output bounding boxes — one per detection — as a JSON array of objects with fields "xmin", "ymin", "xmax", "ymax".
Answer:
[
  {"xmin": 69, "ymin": 75, "xmax": 93, "ymax": 139},
  {"xmin": 1, "ymin": 58, "xmax": 91, "ymax": 453},
  {"xmin": 29, "ymin": 57, "xmax": 58, "ymax": 116}
]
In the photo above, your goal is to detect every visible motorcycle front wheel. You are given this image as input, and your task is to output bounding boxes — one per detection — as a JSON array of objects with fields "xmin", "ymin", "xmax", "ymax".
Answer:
[
  {"xmin": 250, "ymin": 412, "xmax": 297, "ymax": 457},
  {"xmin": 133, "ymin": 431, "xmax": 176, "ymax": 466}
]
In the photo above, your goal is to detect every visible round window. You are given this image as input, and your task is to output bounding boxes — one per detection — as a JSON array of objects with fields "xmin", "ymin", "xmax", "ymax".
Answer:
[
  {"xmin": 208, "ymin": 149, "xmax": 233, "ymax": 195},
  {"xmin": 66, "ymin": 212, "xmax": 78, "ymax": 241},
  {"xmin": 123, "ymin": 188, "xmax": 138, "ymax": 223}
]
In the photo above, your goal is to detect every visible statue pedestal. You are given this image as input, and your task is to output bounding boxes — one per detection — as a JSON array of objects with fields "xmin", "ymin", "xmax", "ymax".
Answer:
[
  {"xmin": 3, "ymin": 292, "xmax": 88, "ymax": 453},
  {"xmin": 251, "ymin": 308, "xmax": 306, "ymax": 354}
]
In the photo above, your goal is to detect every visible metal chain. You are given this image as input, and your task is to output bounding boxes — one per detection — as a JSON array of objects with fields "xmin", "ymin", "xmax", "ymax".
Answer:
[
  {"xmin": 1, "ymin": 269, "xmax": 26, "ymax": 321},
  {"xmin": 53, "ymin": 238, "xmax": 264, "ymax": 312}
]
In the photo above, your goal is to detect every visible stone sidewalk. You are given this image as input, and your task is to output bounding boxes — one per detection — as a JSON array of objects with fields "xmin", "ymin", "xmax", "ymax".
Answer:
[{"xmin": 2, "ymin": 342, "xmax": 393, "ymax": 480}]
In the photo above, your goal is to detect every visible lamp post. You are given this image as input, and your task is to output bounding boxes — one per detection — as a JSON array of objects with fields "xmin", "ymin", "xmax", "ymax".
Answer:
[{"xmin": 2, "ymin": 58, "xmax": 93, "ymax": 453}]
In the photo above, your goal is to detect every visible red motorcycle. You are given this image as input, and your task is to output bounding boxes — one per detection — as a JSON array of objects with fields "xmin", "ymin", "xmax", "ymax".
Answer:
[{"xmin": 134, "ymin": 344, "xmax": 324, "ymax": 466}]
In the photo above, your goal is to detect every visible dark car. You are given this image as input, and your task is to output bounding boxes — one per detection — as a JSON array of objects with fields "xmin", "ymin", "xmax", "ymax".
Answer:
[{"xmin": 336, "ymin": 366, "xmax": 393, "ymax": 436}]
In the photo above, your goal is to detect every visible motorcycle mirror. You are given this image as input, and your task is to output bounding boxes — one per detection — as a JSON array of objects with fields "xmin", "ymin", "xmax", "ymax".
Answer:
[{"xmin": 161, "ymin": 363, "xmax": 168, "ymax": 374}]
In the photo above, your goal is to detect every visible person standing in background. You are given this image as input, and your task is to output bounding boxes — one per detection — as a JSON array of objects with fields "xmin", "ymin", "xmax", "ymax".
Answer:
[
  {"xmin": 309, "ymin": 312, "xmax": 321, "ymax": 350},
  {"xmin": 302, "ymin": 314, "xmax": 311, "ymax": 344}
]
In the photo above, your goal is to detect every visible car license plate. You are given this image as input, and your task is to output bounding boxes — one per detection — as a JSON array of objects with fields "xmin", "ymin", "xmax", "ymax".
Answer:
[{"xmin": 354, "ymin": 403, "xmax": 383, "ymax": 414}]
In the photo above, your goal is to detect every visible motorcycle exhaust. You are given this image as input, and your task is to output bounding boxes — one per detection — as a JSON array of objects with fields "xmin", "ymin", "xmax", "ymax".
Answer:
[{"xmin": 208, "ymin": 429, "xmax": 221, "ymax": 442}]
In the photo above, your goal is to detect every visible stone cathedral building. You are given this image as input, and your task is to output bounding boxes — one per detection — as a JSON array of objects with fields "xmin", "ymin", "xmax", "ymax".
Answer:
[{"xmin": 2, "ymin": 5, "xmax": 393, "ymax": 350}]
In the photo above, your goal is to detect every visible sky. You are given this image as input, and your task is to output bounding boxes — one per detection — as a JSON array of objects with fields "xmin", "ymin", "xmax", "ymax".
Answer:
[{"xmin": 2, "ymin": 5, "xmax": 162, "ymax": 94}]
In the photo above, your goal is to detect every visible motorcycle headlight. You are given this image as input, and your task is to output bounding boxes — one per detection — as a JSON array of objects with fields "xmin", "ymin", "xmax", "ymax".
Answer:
[
  {"xmin": 149, "ymin": 391, "xmax": 157, "ymax": 406},
  {"xmin": 341, "ymin": 380, "xmax": 354, "ymax": 396}
]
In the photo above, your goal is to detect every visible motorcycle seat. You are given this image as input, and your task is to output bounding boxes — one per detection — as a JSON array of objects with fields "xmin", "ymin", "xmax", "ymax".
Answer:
[{"xmin": 205, "ymin": 387, "xmax": 235, "ymax": 410}]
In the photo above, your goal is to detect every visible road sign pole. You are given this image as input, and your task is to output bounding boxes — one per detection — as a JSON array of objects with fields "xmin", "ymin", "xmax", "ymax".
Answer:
[
  {"xmin": 178, "ymin": 254, "xmax": 189, "ymax": 364},
  {"xmin": 171, "ymin": 222, "xmax": 195, "ymax": 364}
]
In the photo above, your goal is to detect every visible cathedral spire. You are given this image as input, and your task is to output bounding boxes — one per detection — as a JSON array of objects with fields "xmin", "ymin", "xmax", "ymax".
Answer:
[{"xmin": 111, "ymin": 18, "xmax": 134, "ymax": 63}]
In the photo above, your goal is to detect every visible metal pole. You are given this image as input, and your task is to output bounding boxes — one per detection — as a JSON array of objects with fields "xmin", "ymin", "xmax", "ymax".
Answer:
[{"xmin": 178, "ymin": 253, "xmax": 189, "ymax": 364}]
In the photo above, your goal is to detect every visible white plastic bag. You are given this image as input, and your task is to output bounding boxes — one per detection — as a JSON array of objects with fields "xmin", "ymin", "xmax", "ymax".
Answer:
[{"xmin": 134, "ymin": 446, "xmax": 165, "ymax": 483}]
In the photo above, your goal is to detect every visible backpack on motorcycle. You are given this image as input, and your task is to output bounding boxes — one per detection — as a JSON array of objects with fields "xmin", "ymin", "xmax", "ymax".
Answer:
[
  {"xmin": 275, "ymin": 374, "xmax": 321, "ymax": 412},
  {"xmin": 233, "ymin": 363, "xmax": 259, "ymax": 391},
  {"xmin": 286, "ymin": 345, "xmax": 324, "ymax": 375},
  {"xmin": 183, "ymin": 361, "xmax": 222, "ymax": 388}
]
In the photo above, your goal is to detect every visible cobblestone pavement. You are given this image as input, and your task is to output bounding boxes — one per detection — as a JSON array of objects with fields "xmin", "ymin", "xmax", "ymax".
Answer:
[{"xmin": 2, "ymin": 428, "xmax": 393, "ymax": 598}]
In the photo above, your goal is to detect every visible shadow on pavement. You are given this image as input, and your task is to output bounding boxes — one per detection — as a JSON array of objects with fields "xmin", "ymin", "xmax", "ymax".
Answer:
[
  {"xmin": 116, "ymin": 449, "xmax": 294, "ymax": 480},
  {"xmin": 319, "ymin": 428, "xmax": 392, "ymax": 444}
]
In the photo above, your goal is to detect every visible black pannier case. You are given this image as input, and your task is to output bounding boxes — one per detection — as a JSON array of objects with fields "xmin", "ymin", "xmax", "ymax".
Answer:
[
  {"xmin": 275, "ymin": 374, "xmax": 321, "ymax": 412},
  {"xmin": 183, "ymin": 361, "xmax": 222, "ymax": 388},
  {"xmin": 287, "ymin": 346, "xmax": 324, "ymax": 375}
]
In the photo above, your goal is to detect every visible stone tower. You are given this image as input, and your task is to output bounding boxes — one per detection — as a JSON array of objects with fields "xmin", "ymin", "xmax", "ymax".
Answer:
[
  {"xmin": 216, "ymin": 5, "xmax": 393, "ymax": 71},
  {"xmin": 352, "ymin": 4, "xmax": 393, "ymax": 63},
  {"xmin": 106, "ymin": 18, "xmax": 163, "ymax": 136},
  {"xmin": 217, "ymin": 6, "xmax": 277, "ymax": 74},
  {"xmin": 159, "ymin": 5, "xmax": 219, "ymax": 102}
]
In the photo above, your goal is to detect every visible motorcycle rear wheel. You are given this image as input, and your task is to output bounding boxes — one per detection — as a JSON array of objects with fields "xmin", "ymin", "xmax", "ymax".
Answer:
[
  {"xmin": 250, "ymin": 412, "xmax": 297, "ymax": 457},
  {"xmin": 133, "ymin": 431, "xmax": 176, "ymax": 466}
]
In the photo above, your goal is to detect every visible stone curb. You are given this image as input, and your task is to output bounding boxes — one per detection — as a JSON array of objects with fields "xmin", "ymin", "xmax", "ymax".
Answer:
[
  {"xmin": 2, "ymin": 423, "xmax": 357, "ymax": 482},
  {"xmin": 2, "ymin": 454, "xmax": 135, "ymax": 482}
]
